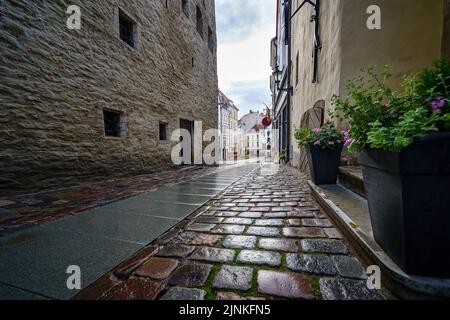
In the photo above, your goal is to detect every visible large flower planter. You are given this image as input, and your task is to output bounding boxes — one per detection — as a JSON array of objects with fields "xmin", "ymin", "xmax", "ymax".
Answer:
[
  {"xmin": 306, "ymin": 143, "xmax": 343, "ymax": 185},
  {"xmin": 359, "ymin": 132, "xmax": 450, "ymax": 277}
]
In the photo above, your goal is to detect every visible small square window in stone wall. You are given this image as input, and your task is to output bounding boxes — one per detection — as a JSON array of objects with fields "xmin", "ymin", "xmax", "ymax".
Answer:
[{"xmin": 104, "ymin": 110, "xmax": 125, "ymax": 138}]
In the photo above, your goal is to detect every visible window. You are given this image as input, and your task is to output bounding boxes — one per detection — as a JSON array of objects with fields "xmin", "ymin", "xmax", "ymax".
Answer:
[
  {"xmin": 119, "ymin": 9, "xmax": 137, "ymax": 48},
  {"xmin": 182, "ymin": 0, "xmax": 189, "ymax": 17},
  {"xmin": 208, "ymin": 27, "xmax": 214, "ymax": 52},
  {"xmin": 278, "ymin": 3, "xmax": 288, "ymax": 70},
  {"xmin": 159, "ymin": 122, "xmax": 168, "ymax": 141},
  {"xmin": 296, "ymin": 52, "xmax": 299, "ymax": 86},
  {"xmin": 103, "ymin": 109, "xmax": 125, "ymax": 138},
  {"xmin": 196, "ymin": 7, "xmax": 203, "ymax": 37}
]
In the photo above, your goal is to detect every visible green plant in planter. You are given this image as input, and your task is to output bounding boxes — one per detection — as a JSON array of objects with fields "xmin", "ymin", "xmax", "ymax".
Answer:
[
  {"xmin": 279, "ymin": 152, "xmax": 286, "ymax": 161},
  {"xmin": 331, "ymin": 59, "xmax": 450, "ymax": 277},
  {"xmin": 295, "ymin": 123, "xmax": 344, "ymax": 185},
  {"xmin": 294, "ymin": 123, "xmax": 344, "ymax": 150},
  {"xmin": 332, "ymin": 58, "xmax": 450, "ymax": 152}
]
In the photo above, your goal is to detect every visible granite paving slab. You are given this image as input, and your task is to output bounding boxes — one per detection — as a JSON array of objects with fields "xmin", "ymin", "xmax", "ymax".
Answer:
[
  {"xmin": 0, "ymin": 227, "xmax": 142, "ymax": 299},
  {"xmin": 0, "ymin": 164, "xmax": 257, "ymax": 300}
]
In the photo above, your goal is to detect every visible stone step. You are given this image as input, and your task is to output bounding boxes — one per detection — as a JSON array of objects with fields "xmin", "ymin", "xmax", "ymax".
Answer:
[
  {"xmin": 338, "ymin": 166, "xmax": 366, "ymax": 198},
  {"xmin": 308, "ymin": 181, "xmax": 450, "ymax": 300}
]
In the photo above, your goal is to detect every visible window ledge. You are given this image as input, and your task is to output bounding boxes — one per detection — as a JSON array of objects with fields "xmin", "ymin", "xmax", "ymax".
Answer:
[
  {"xmin": 114, "ymin": 35, "xmax": 140, "ymax": 53},
  {"xmin": 104, "ymin": 136, "xmax": 126, "ymax": 140}
]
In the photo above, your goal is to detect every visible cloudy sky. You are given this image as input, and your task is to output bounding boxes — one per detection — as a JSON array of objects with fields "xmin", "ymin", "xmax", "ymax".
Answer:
[{"xmin": 215, "ymin": 0, "xmax": 276, "ymax": 117}]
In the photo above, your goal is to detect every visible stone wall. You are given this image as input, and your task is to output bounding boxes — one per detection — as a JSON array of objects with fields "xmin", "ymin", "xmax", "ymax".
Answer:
[{"xmin": 0, "ymin": 0, "xmax": 218, "ymax": 195}]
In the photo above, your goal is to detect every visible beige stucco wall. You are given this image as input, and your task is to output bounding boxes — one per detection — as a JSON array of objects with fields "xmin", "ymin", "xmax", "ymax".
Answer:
[
  {"xmin": 443, "ymin": 0, "xmax": 450, "ymax": 57},
  {"xmin": 290, "ymin": 0, "xmax": 444, "ymax": 170},
  {"xmin": 340, "ymin": 0, "xmax": 443, "ymax": 95},
  {"xmin": 290, "ymin": 0, "xmax": 344, "ymax": 168}
]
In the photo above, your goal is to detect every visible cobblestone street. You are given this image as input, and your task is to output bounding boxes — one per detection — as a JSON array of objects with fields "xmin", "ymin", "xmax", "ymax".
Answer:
[{"xmin": 76, "ymin": 163, "xmax": 386, "ymax": 300}]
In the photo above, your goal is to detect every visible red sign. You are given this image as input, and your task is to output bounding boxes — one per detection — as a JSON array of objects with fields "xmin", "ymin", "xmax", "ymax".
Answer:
[{"xmin": 262, "ymin": 117, "xmax": 272, "ymax": 127}]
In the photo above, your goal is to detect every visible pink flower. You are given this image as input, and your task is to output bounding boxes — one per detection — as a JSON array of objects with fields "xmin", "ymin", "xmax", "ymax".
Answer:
[
  {"xmin": 431, "ymin": 98, "xmax": 445, "ymax": 111},
  {"xmin": 312, "ymin": 128, "xmax": 322, "ymax": 133},
  {"xmin": 314, "ymin": 140, "xmax": 321, "ymax": 145},
  {"xmin": 344, "ymin": 139, "xmax": 355, "ymax": 148},
  {"xmin": 329, "ymin": 141, "xmax": 335, "ymax": 145},
  {"xmin": 342, "ymin": 130, "xmax": 351, "ymax": 140}
]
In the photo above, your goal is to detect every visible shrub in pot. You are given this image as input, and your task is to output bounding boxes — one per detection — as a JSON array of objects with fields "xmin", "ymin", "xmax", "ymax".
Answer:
[
  {"xmin": 294, "ymin": 123, "xmax": 344, "ymax": 185},
  {"xmin": 332, "ymin": 59, "xmax": 450, "ymax": 277}
]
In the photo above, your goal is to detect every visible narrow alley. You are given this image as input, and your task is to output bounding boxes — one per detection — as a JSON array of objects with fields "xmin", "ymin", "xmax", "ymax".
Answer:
[{"xmin": 1, "ymin": 0, "xmax": 449, "ymax": 307}]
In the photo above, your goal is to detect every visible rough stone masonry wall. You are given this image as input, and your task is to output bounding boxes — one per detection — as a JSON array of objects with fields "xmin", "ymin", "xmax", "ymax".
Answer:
[{"xmin": 0, "ymin": 0, "xmax": 218, "ymax": 195}]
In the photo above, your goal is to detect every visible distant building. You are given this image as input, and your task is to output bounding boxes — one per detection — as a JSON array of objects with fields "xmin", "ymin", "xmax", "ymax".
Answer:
[
  {"xmin": 218, "ymin": 90, "xmax": 239, "ymax": 160},
  {"xmin": 238, "ymin": 111, "xmax": 268, "ymax": 159}
]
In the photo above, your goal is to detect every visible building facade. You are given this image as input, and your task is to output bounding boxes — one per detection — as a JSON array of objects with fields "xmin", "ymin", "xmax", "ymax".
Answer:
[
  {"xmin": 271, "ymin": 0, "xmax": 449, "ymax": 171},
  {"xmin": 270, "ymin": 0, "xmax": 290, "ymax": 161},
  {"xmin": 238, "ymin": 111, "xmax": 268, "ymax": 159},
  {"xmin": 0, "ymin": 0, "xmax": 218, "ymax": 195},
  {"xmin": 218, "ymin": 90, "xmax": 239, "ymax": 161}
]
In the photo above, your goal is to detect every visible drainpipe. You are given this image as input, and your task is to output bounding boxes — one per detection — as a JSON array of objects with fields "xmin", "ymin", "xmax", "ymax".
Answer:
[{"xmin": 285, "ymin": 0, "xmax": 292, "ymax": 163}]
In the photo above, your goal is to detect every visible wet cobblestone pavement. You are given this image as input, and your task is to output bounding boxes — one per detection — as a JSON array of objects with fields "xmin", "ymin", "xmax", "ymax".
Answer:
[
  {"xmin": 0, "ymin": 166, "xmax": 235, "ymax": 235},
  {"xmin": 75, "ymin": 163, "xmax": 387, "ymax": 300}
]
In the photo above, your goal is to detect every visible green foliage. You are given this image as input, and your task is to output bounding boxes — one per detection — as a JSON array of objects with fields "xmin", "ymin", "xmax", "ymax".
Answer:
[
  {"xmin": 414, "ymin": 58, "xmax": 450, "ymax": 100},
  {"xmin": 332, "ymin": 58, "xmax": 450, "ymax": 152},
  {"xmin": 294, "ymin": 127, "xmax": 313, "ymax": 148},
  {"xmin": 367, "ymin": 108, "xmax": 440, "ymax": 152},
  {"xmin": 294, "ymin": 123, "xmax": 344, "ymax": 150},
  {"xmin": 279, "ymin": 152, "xmax": 286, "ymax": 161}
]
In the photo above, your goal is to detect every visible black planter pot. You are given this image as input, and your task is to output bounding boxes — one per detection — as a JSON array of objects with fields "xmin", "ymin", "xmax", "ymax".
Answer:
[
  {"xmin": 306, "ymin": 143, "xmax": 343, "ymax": 185},
  {"xmin": 359, "ymin": 132, "xmax": 450, "ymax": 278}
]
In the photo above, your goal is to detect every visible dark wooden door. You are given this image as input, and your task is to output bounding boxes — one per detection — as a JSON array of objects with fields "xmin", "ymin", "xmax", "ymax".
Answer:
[
  {"xmin": 299, "ymin": 100, "xmax": 325, "ymax": 172},
  {"xmin": 180, "ymin": 119, "xmax": 194, "ymax": 165}
]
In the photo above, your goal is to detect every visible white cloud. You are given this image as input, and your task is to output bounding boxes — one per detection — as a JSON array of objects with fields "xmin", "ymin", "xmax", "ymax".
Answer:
[{"xmin": 216, "ymin": 0, "xmax": 276, "ymax": 116}]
